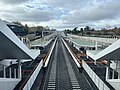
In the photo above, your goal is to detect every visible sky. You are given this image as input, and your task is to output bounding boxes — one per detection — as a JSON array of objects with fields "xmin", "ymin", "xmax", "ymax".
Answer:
[{"xmin": 0, "ymin": 0, "xmax": 120, "ymax": 30}]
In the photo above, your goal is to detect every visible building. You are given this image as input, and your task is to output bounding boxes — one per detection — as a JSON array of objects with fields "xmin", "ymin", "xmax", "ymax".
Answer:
[{"xmin": 0, "ymin": 20, "xmax": 40, "ymax": 90}]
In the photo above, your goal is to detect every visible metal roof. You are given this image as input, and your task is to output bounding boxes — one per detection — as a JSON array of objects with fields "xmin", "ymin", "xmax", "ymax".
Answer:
[
  {"xmin": 87, "ymin": 39, "xmax": 120, "ymax": 61},
  {"xmin": 0, "ymin": 20, "xmax": 40, "ymax": 60}
]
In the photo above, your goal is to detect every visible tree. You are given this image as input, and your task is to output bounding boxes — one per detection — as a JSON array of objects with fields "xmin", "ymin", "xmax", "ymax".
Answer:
[
  {"xmin": 80, "ymin": 28, "xmax": 84, "ymax": 35},
  {"xmin": 84, "ymin": 26, "xmax": 91, "ymax": 32},
  {"xmin": 12, "ymin": 21, "xmax": 22, "ymax": 26},
  {"xmin": 101, "ymin": 28, "xmax": 107, "ymax": 35},
  {"xmin": 91, "ymin": 28, "xmax": 95, "ymax": 31},
  {"xmin": 24, "ymin": 24, "xmax": 29, "ymax": 34},
  {"xmin": 66, "ymin": 29, "xmax": 71, "ymax": 34},
  {"xmin": 64, "ymin": 30, "xmax": 67, "ymax": 36},
  {"xmin": 36, "ymin": 26, "xmax": 43, "ymax": 31},
  {"xmin": 84, "ymin": 26, "xmax": 91, "ymax": 35},
  {"xmin": 72, "ymin": 27, "xmax": 78, "ymax": 34}
]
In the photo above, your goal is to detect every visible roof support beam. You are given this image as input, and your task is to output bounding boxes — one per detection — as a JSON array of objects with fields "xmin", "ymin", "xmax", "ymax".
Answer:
[{"xmin": 18, "ymin": 60, "xmax": 21, "ymax": 79}]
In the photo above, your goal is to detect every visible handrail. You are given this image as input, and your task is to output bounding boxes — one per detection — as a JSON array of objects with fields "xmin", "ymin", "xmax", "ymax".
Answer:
[
  {"xmin": 62, "ymin": 38, "xmax": 81, "ymax": 67},
  {"xmin": 43, "ymin": 48, "xmax": 51, "ymax": 66},
  {"xmin": 82, "ymin": 60, "xmax": 111, "ymax": 90},
  {"xmin": 43, "ymin": 38, "xmax": 57, "ymax": 67},
  {"xmin": 23, "ymin": 60, "xmax": 43, "ymax": 90},
  {"xmin": 15, "ymin": 38, "xmax": 55, "ymax": 90},
  {"xmin": 17, "ymin": 62, "xmax": 39, "ymax": 90}
]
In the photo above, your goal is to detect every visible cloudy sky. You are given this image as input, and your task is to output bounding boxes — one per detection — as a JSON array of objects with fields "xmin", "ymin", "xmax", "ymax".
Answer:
[{"xmin": 0, "ymin": 0, "xmax": 120, "ymax": 30}]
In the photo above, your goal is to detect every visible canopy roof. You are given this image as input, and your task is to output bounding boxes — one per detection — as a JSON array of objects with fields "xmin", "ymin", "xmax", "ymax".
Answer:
[
  {"xmin": 0, "ymin": 20, "xmax": 40, "ymax": 60},
  {"xmin": 87, "ymin": 39, "xmax": 120, "ymax": 61}
]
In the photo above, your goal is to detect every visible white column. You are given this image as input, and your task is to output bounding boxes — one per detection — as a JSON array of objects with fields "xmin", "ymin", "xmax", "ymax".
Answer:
[
  {"xmin": 14, "ymin": 69, "xmax": 16, "ymax": 78},
  {"xmin": 106, "ymin": 67, "xmax": 109, "ymax": 80},
  {"xmin": 116, "ymin": 60, "xmax": 119, "ymax": 79},
  {"xmin": 95, "ymin": 40, "xmax": 98, "ymax": 50},
  {"xmin": 118, "ymin": 61, "xmax": 120, "ymax": 79},
  {"xmin": 42, "ymin": 31, "xmax": 43, "ymax": 37},
  {"xmin": 86, "ymin": 55, "xmax": 89, "ymax": 59},
  {"xmin": 108, "ymin": 60, "xmax": 110, "ymax": 79},
  {"xmin": 9, "ymin": 68, "xmax": 11, "ymax": 78},
  {"xmin": 112, "ymin": 69, "xmax": 115, "ymax": 79},
  {"xmin": 3, "ymin": 66, "xmax": 6, "ymax": 78},
  {"xmin": 94, "ymin": 60, "xmax": 97, "ymax": 65},
  {"xmin": 18, "ymin": 60, "xmax": 22, "ymax": 79},
  {"xmin": 21, "ymin": 37, "xmax": 24, "ymax": 43}
]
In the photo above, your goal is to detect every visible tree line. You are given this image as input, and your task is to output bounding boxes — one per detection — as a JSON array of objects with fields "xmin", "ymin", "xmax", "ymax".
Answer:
[
  {"xmin": 65, "ymin": 26, "xmax": 120, "ymax": 36},
  {"xmin": 12, "ymin": 21, "xmax": 55, "ymax": 36},
  {"xmin": 65, "ymin": 26, "xmax": 95, "ymax": 36}
]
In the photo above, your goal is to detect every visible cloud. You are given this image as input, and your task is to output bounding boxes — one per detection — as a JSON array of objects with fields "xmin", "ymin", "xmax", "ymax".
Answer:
[
  {"xmin": 0, "ymin": 0, "xmax": 120, "ymax": 30},
  {"xmin": 0, "ymin": 0, "xmax": 29, "ymax": 4},
  {"xmin": 47, "ymin": 0, "xmax": 86, "ymax": 9},
  {"xmin": 0, "ymin": 4, "xmax": 54, "ymax": 22},
  {"xmin": 61, "ymin": 0, "xmax": 120, "ymax": 29}
]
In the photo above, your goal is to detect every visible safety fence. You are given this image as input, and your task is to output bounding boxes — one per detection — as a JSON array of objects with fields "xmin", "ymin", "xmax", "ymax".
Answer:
[{"xmin": 82, "ymin": 60, "xmax": 110, "ymax": 90}]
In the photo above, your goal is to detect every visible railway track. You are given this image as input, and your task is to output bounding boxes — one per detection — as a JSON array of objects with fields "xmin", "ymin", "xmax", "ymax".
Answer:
[
  {"xmin": 39, "ymin": 35, "xmax": 96, "ymax": 90},
  {"xmin": 13, "ymin": 39, "xmax": 54, "ymax": 90}
]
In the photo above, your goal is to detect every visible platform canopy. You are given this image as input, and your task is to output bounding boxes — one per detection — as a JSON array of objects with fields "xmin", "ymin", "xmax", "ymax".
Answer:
[
  {"xmin": 0, "ymin": 20, "xmax": 40, "ymax": 60},
  {"xmin": 87, "ymin": 39, "xmax": 120, "ymax": 61}
]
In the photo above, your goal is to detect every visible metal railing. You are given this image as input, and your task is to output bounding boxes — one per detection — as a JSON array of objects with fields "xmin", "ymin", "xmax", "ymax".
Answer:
[
  {"xmin": 82, "ymin": 60, "xmax": 110, "ymax": 90},
  {"xmin": 22, "ymin": 60, "xmax": 43, "ymax": 90}
]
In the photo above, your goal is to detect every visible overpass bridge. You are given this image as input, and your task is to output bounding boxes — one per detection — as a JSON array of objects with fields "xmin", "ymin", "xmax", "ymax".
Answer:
[{"xmin": 0, "ymin": 20, "xmax": 119, "ymax": 90}]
